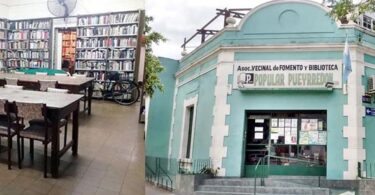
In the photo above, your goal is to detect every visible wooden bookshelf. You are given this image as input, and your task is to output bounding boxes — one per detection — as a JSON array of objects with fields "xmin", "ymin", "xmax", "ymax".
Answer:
[
  {"xmin": 75, "ymin": 11, "xmax": 140, "ymax": 81},
  {"xmin": 7, "ymin": 19, "xmax": 51, "ymax": 69},
  {"xmin": 0, "ymin": 19, "xmax": 7, "ymax": 70}
]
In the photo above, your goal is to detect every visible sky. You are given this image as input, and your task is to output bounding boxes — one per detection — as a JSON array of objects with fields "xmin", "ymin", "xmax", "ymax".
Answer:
[{"xmin": 146, "ymin": 0, "xmax": 322, "ymax": 60}]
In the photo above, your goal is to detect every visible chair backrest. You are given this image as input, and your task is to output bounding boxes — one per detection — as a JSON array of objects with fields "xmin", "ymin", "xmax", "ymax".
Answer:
[
  {"xmin": 5, "ymin": 78, "xmax": 18, "ymax": 85},
  {"xmin": 15, "ymin": 102, "xmax": 45, "ymax": 122},
  {"xmin": 38, "ymin": 80, "xmax": 57, "ymax": 91},
  {"xmin": 14, "ymin": 72, "xmax": 25, "ymax": 75},
  {"xmin": 4, "ymin": 85, "xmax": 23, "ymax": 90},
  {"xmin": 0, "ymin": 99, "xmax": 7, "ymax": 115},
  {"xmin": 36, "ymin": 72, "xmax": 48, "ymax": 76},
  {"xmin": 47, "ymin": 88, "xmax": 69, "ymax": 93}
]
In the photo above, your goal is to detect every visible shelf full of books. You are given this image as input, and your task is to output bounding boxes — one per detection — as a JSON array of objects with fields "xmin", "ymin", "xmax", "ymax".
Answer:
[
  {"xmin": 0, "ymin": 19, "xmax": 6, "ymax": 70},
  {"xmin": 75, "ymin": 11, "xmax": 140, "ymax": 81},
  {"xmin": 7, "ymin": 19, "xmax": 51, "ymax": 69}
]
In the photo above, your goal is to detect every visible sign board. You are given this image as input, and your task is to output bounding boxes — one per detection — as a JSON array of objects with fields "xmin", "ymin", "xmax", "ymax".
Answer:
[
  {"xmin": 233, "ymin": 60, "xmax": 342, "ymax": 90},
  {"xmin": 366, "ymin": 107, "xmax": 375, "ymax": 116}
]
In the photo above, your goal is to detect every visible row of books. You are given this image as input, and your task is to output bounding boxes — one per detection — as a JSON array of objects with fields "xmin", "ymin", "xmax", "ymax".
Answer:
[
  {"xmin": 0, "ymin": 21, "xmax": 5, "ymax": 29},
  {"xmin": 30, "ymin": 61, "xmax": 48, "ymax": 68},
  {"xmin": 8, "ymin": 31, "xmax": 28, "ymax": 40},
  {"xmin": 8, "ymin": 20, "xmax": 50, "ymax": 30},
  {"xmin": 8, "ymin": 51, "xmax": 29, "ymax": 58},
  {"xmin": 8, "ymin": 42, "xmax": 28, "ymax": 49},
  {"xmin": 78, "ymin": 13, "xmax": 138, "ymax": 26},
  {"xmin": 109, "ymin": 49, "xmax": 135, "ymax": 59},
  {"xmin": 77, "ymin": 25, "xmax": 138, "ymax": 37},
  {"xmin": 7, "ymin": 60, "xmax": 28, "ymax": 68},
  {"xmin": 0, "ymin": 51, "xmax": 5, "ymax": 58},
  {"xmin": 30, "ymin": 41, "xmax": 48, "ymax": 49},
  {"xmin": 30, "ymin": 30, "xmax": 49, "ymax": 39},
  {"xmin": 77, "ymin": 50, "xmax": 107, "ymax": 59},
  {"xmin": 76, "ymin": 61, "xmax": 107, "ymax": 70},
  {"xmin": 0, "ymin": 61, "xmax": 4, "ymax": 69},
  {"xmin": 31, "ymin": 51, "xmax": 49, "ymax": 59},
  {"xmin": 108, "ymin": 61, "xmax": 134, "ymax": 71},
  {"xmin": 0, "ymin": 41, "xmax": 5, "ymax": 49},
  {"xmin": 0, "ymin": 31, "xmax": 5, "ymax": 39},
  {"xmin": 76, "ymin": 38, "xmax": 137, "ymax": 48},
  {"xmin": 90, "ymin": 71, "xmax": 106, "ymax": 81}
]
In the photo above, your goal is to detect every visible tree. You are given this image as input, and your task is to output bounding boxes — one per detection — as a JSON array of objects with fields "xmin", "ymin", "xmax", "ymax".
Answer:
[
  {"xmin": 144, "ymin": 16, "xmax": 167, "ymax": 98},
  {"xmin": 323, "ymin": 0, "xmax": 375, "ymax": 23}
]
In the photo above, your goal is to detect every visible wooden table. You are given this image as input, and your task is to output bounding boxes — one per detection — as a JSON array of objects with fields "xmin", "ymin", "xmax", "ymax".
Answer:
[
  {"xmin": 0, "ymin": 73, "xmax": 94, "ymax": 115},
  {"xmin": 0, "ymin": 88, "xmax": 83, "ymax": 178}
]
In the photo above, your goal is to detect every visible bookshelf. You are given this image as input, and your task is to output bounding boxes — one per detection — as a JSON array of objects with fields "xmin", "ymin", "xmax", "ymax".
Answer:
[
  {"xmin": 7, "ymin": 19, "xmax": 51, "ymax": 69},
  {"xmin": 0, "ymin": 19, "xmax": 7, "ymax": 70},
  {"xmin": 75, "ymin": 11, "xmax": 140, "ymax": 81}
]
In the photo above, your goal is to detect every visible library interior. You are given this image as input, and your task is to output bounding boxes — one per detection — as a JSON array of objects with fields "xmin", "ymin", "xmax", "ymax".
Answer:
[{"xmin": 0, "ymin": 0, "xmax": 145, "ymax": 195}]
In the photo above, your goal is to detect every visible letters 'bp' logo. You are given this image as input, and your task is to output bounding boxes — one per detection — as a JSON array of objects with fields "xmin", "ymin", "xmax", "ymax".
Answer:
[{"xmin": 237, "ymin": 73, "xmax": 254, "ymax": 88}]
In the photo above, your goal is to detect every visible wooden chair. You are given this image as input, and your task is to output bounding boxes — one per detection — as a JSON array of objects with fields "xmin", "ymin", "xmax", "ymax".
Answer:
[
  {"xmin": 5, "ymin": 78, "xmax": 18, "ymax": 86},
  {"xmin": 0, "ymin": 99, "xmax": 19, "ymax": 169},
  {"xmin": 38, "ymin": 80, "xmax": 57, "ymax": 91},
  {"xmin": 15, "ymin": 102, "xmax": 50, "ymax": 177}
]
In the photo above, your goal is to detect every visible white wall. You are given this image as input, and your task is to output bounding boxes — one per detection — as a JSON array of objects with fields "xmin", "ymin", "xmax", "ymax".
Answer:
[
  {"xmin": 0, "ymin": 0, "xmax": 9, "ymax": 18},
  {"xmin": 4, "ymin": 0, "xmax": 144, "ymax": 19}
]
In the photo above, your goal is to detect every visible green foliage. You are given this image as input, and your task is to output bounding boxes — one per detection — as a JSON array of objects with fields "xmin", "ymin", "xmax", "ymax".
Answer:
[
  {"xmin": 144, "ymin": 16, "xmax": 167, "ymax": 97},
  {"xmin": 324, "ymin": 0, "xmax": 375, "ymax": 22}
]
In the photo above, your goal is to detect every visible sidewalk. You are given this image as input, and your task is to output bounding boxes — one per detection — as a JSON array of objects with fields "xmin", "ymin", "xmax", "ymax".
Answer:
[{"xmin": 146, "ymin": 183, "xmax": 174, "ymax": 195}]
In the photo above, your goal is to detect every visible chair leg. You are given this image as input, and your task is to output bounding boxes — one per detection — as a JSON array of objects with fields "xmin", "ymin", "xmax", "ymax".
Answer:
[
  {"xmin": 21, "ymin": 138, "xmax": 24, "ymax": 160},
  {"xmin": 64, "ymin": 124, "xmax": 68, "ymax": 147},
  {"xmin": 17, "ymin": 136, "xmax": 21, "ymax": 169},
  {"xmin": 44, "ymin": 143, "xmax": 47, "ymax": 178},
  {"xmin": 7, "ymin": 136, "xmax": 11, "ymax": 170},
  {"xmin": 30, "ymin": 139, "xmax": 34, "ymax": 163}
]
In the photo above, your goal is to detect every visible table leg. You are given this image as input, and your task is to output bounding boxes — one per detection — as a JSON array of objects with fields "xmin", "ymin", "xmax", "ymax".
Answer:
[
  {"xmin": 72, "ymin": 102, "xmax": 79, "ymax": 155},
  {"xmin": 87, "ymin": 83, "xmax": 93, "ymax": 115},
  {"xmin": 50, "ymin": 110, "xmax": 60, "ymax": 178}
]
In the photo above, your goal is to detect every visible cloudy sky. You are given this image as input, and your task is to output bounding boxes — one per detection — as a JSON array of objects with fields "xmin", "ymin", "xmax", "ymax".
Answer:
[{"xmin": 146, "ymin": 0, "xmax": 323, "ymax": 60}]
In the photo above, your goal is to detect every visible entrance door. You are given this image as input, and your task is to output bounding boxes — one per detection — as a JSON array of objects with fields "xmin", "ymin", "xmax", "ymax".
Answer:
[{"xmin": 244, "ymin": 111, "xmax": 327, "ymax": 177}]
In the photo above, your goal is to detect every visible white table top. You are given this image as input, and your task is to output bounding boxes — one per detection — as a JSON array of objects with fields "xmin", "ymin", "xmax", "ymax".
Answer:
[
  {"xmin": 0, "ymin": 88, "xmax": 83, "ymax": 109},
  {"xmin": 0, "ymin": 73, "xmax": 94, "ymax": 86}
]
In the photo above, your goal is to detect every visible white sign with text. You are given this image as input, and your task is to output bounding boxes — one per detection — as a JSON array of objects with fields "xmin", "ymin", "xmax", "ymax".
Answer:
[{"xmin": 233, "ymin": 60, "xmax": 342, "ymax": 89}]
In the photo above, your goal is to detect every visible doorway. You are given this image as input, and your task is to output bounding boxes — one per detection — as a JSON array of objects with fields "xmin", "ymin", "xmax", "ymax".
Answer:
[
  {"xmin": 244, "ymin": 110, "xmax": 327, "ymax": 177},
  {"xmin": 55, "ymin": 28, "xmax": 76, "ymax": 74}
]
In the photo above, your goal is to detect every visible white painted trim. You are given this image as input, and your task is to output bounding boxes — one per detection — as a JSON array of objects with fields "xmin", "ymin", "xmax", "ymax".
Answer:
[
  {"xmin": 178, "ymin": 95, "xmax": 198, "ymax": 159},
  {"xmin": 209, "ymin": 51, "xmax": 235, "ymax": 176},
  {"xmin": 342, "ymin": 49, "xmax": 366, "ymax": 180}
]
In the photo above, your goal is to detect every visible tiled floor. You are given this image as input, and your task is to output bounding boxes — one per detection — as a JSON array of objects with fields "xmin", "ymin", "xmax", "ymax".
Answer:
[{"xmin": 0, "ymin": 100, "xmax": 145, "ymax": 195}]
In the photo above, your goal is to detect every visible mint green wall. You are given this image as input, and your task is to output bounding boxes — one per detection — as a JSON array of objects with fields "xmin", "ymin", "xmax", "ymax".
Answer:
[
  {"xmin": 146, "ymin": 57, "xmax": 179, "ymax": 158},
  {"xmin": 363, "ymin": 55, "xmax": 375, "ymax": 164},
  {"xmin": 224, "ymin": 51, "xmax": 347, "ymax": 180},
  {"xmin": 169, "ymin": 57, "xmax": 217, "ymax": 160}
]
